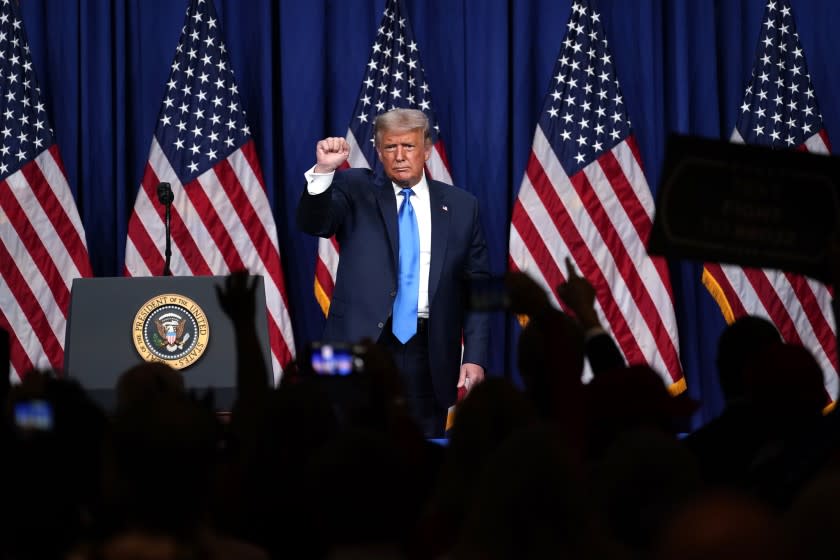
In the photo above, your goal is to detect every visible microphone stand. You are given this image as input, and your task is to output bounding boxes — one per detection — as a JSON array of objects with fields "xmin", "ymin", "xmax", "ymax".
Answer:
[
  {"xmin": 163, "ymin": 203, "xmax": 172, "ymax": 276},
  {"xmin": 157, "ymin": 182, "xmax": 174, "ymax": 276}
]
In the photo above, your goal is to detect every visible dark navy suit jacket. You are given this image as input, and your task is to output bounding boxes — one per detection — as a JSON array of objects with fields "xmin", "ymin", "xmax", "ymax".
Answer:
[{"xmin": 296, "ymin": 168, "xmax": 490, "ymax": 407}]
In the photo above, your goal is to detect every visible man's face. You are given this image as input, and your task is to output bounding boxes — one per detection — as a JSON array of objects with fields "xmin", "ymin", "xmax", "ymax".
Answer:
[{"xmin": 376, "ymin": 128, "xmax": 432, "ymax": 187}]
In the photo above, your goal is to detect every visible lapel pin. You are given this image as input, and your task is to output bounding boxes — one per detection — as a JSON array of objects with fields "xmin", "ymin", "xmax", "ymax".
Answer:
[{"xmin": 441, "ymin": 205, "xmax": 448, "ymax": 212}]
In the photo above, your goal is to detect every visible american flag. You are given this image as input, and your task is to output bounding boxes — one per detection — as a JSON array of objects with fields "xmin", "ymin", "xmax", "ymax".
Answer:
[
  {"xmin": 702, "ymin": 0, "xmax": 838, "ymax": 400},
  {"xmin": 314, "ymin": 0, "xmax": 452, "ymax": 315},
  {"xmin": 508, "ymin": 0, "xmax": 684, "ymax": 391},
  {"xmin": 124, "ymin": 0, "xmax": 295, "ymax": 382},
  {"xmin": 0, "ymin": 0, "xmax": 92, "ymax": 381}
]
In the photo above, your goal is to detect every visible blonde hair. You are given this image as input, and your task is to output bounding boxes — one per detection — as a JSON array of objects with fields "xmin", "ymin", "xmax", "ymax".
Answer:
[{"xmin": 374, "ymin": 108, "xmax": 431, "ymax": 147}]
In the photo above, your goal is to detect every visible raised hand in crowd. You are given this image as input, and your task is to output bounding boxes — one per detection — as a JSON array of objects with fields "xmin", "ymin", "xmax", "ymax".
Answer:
[
  {"xmin": 506, "ymin": 257, "xmax": 602, "ymax": 333},
  {"xmin": 556, "ymin": 257, "xmax": 602, "ymax": 331},
  {"xmin": 216, "ymin": 269, "xmax": 269, "ymax": 390},
  {"xmin": 216, "ymin": 270, "xmax": 271, "ymax": 445}
]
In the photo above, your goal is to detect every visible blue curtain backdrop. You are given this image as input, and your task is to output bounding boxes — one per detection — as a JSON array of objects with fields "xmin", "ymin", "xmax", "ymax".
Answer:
[{"xmin": 17, "ymin": 0, "xmax": 840, "ymax": 427}]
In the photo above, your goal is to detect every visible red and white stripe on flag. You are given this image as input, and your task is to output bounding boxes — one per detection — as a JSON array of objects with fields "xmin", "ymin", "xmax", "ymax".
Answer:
[
  {"xmin": 1, "ymin": 148, "xmax": 92, "ymax": 381},
  {"xmin": 702, "ymin": 0, "xmax": 838, "ymax": 402},
  {"xmin": 508, "ymin": 0, "xmax": 684, "ymax": 392},
  {"xmin": 0, "ymin": 0, "xmax": 92, "ymax": 382},
  {"xmin": 314, "ymin": 0, "xmax": 452, "ymax": 315},
  {"xmin": 124, "ymin": 0, "xmax": 295, "ymax": 382}
]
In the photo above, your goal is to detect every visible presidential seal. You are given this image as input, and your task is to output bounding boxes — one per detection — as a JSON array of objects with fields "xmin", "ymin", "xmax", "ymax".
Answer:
[{"xmin": 132, "ymin": 294, "xmax": 210, "ymax": 370}]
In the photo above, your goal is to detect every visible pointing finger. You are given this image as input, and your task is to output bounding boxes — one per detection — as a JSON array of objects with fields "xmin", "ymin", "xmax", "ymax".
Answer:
[{"xmin": 564, "ymin": 256, "xmax": 579, "ymax": 279}]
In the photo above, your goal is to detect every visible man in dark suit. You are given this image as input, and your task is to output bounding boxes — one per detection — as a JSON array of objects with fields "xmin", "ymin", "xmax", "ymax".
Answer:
[{"xmin": 297, "ymin": 109, "xmax": 490, "ymax": 437}]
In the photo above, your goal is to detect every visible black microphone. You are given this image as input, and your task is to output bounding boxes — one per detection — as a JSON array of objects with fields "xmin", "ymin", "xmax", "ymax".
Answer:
[
  {"xmin": 156, "ymin": 182, "xmax": 173, "ymax": 276},
  {"xmin": 156, "ymin": 181, "xmax": 174, "ymax": 205}
]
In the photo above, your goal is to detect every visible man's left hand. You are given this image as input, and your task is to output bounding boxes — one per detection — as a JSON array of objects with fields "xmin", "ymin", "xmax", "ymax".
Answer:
[{"xmin": 457, "ymin": 362, "xmax": 485, "ymax": 394}]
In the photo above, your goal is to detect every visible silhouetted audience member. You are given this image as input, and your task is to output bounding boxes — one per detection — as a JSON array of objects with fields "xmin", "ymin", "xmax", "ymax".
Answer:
[
  {"xmin": 742, "ymin": 341, "xmax": 831, "ymax": 508},
  {"xmin": 684, "ymin": 315, "xmax": 781, "ymax": 488},
  {"xmin": 115, "ymin": 361, "xmax": 186, "ymax": 412},
  {"xmin": 76, "ymin": 529, "xmax": 266, "ymax": 560},
  {"xmin": 745, "ymin": 341, "xmax": 826, "ymax": 423},
  {"xmin": 785, "ymin": 472, "xmax": 840, "ymax": 560},
  {"xmin": 311, "ymin": 340, "xmax": 425, "ymax": 443},
  {"xmin": 304, "ymin": 429, "xmax": 419, "ymax": 559},
  {"xmin": 230, "ymin": 378, "xmax": 338, "ymax": 559},
  {"xmin": 0, "ymin": 327, "xmax": 13, "ymax": 557},
  {"xmin": 585, "ymin": 364, "xmax": 698, "ymax": 460},
  {"xmin": 421, "ymin": 378, "xmax": 538, "ymax": 556},
  {"xmin": 95, "ymin": 394, "xmax": 266, "ymax": 560},
  {"xmin": 593, "ymin": 428, "xmax": 701, "ymax": 557},
  {"xmin": 508, "ymin": 262, "xmax": 624, "ymax": 453},
  {"xmin": 5, "ymin": 371, "xmax": 107, "ymax": 560},
  {"xmin": 654, "ymin": 490, "xmax": 794, "ymax": 560},
  {"xmin": 215, "ymin": 271, "xmax": 273, "ymax": 454},
  {"xmin": 103, "ymin": 398, "xmax": 217, "ymax": 534},
  {"xmin": 516, "ymin": 308, "xmax": 586, "ymax": 420},
  {"xmin": 455, "ymin": 426, "xmax": 612, "ymax": 560},
  {"xmin": 348, "ymin": 341, "xmax": 444, "ymax": 513},
  {"xmin": 717, "ymin": 316, "xmax": 781, "ymax": 405}
]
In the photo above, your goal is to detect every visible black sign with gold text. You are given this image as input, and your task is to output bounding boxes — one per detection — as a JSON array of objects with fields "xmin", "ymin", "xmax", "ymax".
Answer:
[{"xmin": 649, "ymin": 135, "xmax": 840, "ymax": 283}]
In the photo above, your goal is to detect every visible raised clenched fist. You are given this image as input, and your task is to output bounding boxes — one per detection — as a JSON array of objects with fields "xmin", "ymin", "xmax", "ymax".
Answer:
[{"xmin": 314, "ymin": 137, "xmax": 351, "ymax": 173}]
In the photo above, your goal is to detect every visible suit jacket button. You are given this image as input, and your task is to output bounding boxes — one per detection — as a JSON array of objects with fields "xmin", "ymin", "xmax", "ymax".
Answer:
[
  {"xmin": 390, "ymin": 290, "xmax": 396, "ymax": 297},
  {"xmin": 377, "ymin": 322, "xmax": 384, "ymax": 329}
]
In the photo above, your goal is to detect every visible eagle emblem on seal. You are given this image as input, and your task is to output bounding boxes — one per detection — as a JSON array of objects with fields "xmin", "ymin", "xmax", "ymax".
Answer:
[{"xmin": 154, "ymin": 314, "xmax": 190, "ymax": 352}]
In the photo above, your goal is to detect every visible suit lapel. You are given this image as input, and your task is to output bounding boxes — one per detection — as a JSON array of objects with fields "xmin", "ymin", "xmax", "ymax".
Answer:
[
  {"xmin": 375, "ymin": 174, "xmax": 399, "ymax": 271},
  {"xmin": 428, "ymin": 180, "xmax": 449, "ymax": 306}
]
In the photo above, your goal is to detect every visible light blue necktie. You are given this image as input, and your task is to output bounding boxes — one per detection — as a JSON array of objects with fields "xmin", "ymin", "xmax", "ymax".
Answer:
[{"xmin": 393, "ymin": 188, "xmax": 419, "ymax": 343}]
